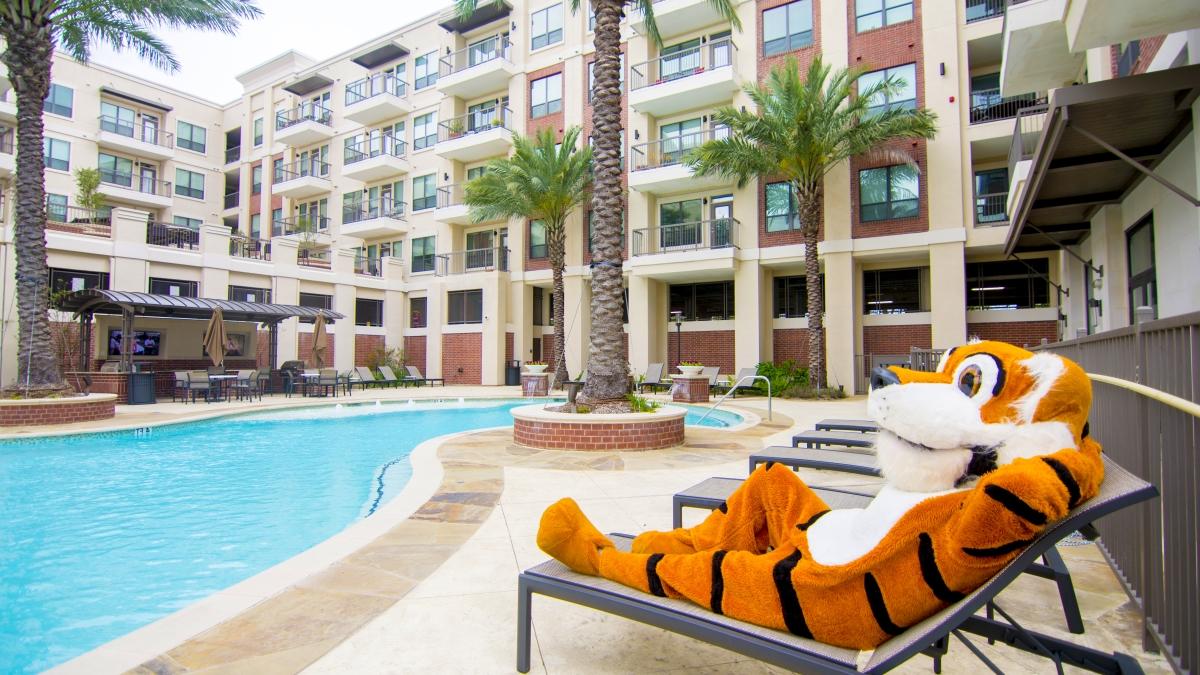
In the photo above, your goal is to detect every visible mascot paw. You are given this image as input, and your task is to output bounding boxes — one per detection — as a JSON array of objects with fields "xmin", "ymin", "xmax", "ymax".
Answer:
[{"xmin": 537, "ymin": 498, "xmax": 614, "ymax": 575}]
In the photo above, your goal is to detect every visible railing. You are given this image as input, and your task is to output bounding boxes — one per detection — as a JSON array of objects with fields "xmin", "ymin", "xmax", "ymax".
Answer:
[
  {"xmin": 344, "ymin": 135, "xmax": 407, "ymax": 165},
  {"xmin": 46, "ymin": 205, "xmax": 111, "ymax": 238},
  {"xmin": 631, "ymin": 218, "xmax": 738, "ymax": 256},
  {"xmin": 908, "ymin": 347, "xmax": 948, "ymax": 372},
  {"xmin": 343, "ymin": 197, "xmax": 407, "ymax": 224},
  {"xmin": 297, "ymin": 248, "xmax": 331, "ymax": 269},
  {"xmin": 0, "ymin": 134, "xmax": 12, "ymax": 154},
  {"xmin": 1007, "ymin": 103, "xmax": 1049, "ymax": 179},
  {"xmin": 969, "ymin": 89, "xmax": 1045, "ymax": 124},
  {"xmin": 345, "ymin": 72, "xmax": 408, "ymax": 106},
  {"xmin": 438, "ymin": 106, "xmax": 513, "ymax": 143},
  {"xmin": 230, "ymin": 235, "xmax": 271, "ymax": 260},
  {"xmin": 631, "ymin": 127, "xmax": 728, "ymax": 171},
  {"xmin": 225, "ymin": 146, "xmax": 240, "ymax": 164},
  {"xmin": 146, "ymin": 221, "xmax": 199, "ymax": 250},
  {"xmin": 1037, "ymin": 310, "xmax": 1199, "ymax": 675},
  {"xmin": 964, "ymin": 0, "xmax": 1004, "ymax": 22},
  {"xmin": 276, "ymin": 103, "xmax": 332, "ymax": 130},
  {"xmin": 354, "ymin": 255, "xmax": 382, "ymax": 277},
  {"xmin": 98, "ymin": 115, "xmax": 174, "ymax": 147},
  {"xmin": 435, "ymin": 247, "xmax": 509, "ymax": 275},
  {"xmin": 276, "ymin": 157, "xmax": 331, "ymax": 181},
  {"xmin": 438, "ymin": 33, "xmax": 512, "ymax": 77},
  {"xmin": 99, "ymin": 169, "xmax": 173, "ymax": 197},
  {"xmin": 630, "ymin": 37, "xmax": 736, "ymax": 91},
  {"xmin": 974, "ymin": 191, "xmax": 1008, "ymax": 225},
  {"xmin": 436, "ymin": 183, "xmax": 466, "ymax": 209},
  {"xmin": 224, "ymin": 191, "xmax": 239, "ymax": 209},
  {"xmin": 696, "ymin": 374, "xmax": 772, "ymax": 424},
  {"xmin": 276, "ymin": 214, "xmax": 330, "ymax": 236}
]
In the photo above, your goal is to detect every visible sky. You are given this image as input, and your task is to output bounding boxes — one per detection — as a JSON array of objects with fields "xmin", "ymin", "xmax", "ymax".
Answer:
[{"xmin": 89, "ymin": 0, "xmax": 447, "ymax": 104}]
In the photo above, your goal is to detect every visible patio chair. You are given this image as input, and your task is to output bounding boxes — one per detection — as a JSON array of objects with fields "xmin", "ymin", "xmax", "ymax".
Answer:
[
  {"xmin": 517, "ymin": 455, "xmax": 1155, "ymax": 673},
  {"xmin": 185, "ymin": 371, "xmax": 212, "ymax": 403},
  {"xmin": 791, "ymin": 429, "xmax": 876, "ymax": 451},
  {"xmin": 300, "ymin": 368, "xmax": 318, "ymax": 396},
  {"xmin": 338, "ymin": 369, "xmax": 355, "ymax": 396},
  {"xmin": 637, "ymin": 363, "xmax": 669, "ymax": 394},
  {"xmin": 405, "ymin": 365, "xmax": 444, "ymax": 387},
  {"xmin": 354, "ymin": 366, "xmax": 381, "ymax": 389},
  {"xmin": 171, "ymin": 371, "xmax": 190, "ymax": 402},
  {"xmin": 314, "ymin": 368, "xmax": 339, "ymax": 397},
  {"xmin": 233, "ymin": 369, "xmax": 261, "ymax": 402},
  {"xmin": 377, "ymin": 365, "xmax": 403, "ymax": 388},
  {"xmin": 815, "ymin": 418, "xmax": 880, "ymax": 433}
]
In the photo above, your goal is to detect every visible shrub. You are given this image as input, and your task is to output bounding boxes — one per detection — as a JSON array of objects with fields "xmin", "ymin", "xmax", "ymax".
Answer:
[
  {"xmin": 754, "ymin": 360, "xmax": 808, "ymax": 395},
  {"xmin": 625, "ymin": 393, "xmax": 661, "ymax": 413},
  {"xmin": 365, "ymin": 346, "xmax": 405, "ymax": 374}
]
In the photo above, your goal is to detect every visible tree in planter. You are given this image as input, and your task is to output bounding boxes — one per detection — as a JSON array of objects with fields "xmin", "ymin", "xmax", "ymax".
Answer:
[
  {"xmin": 73, "ymin": 167, "xmax": 106, "ymax": 221},
  {"xmin": 464, "ymin": 126, "xmax": 592, "ymax": 389},
  {"xmin": 687, "ymin": 56, "xmax": 936, "ymax": 390},
  {"xmin": 0, "ymin": 0, "xmax": 261, "ymax": 394},
  {"xmin": 457, "ymin": 0, "xmax": 740, "ymax": 403}
]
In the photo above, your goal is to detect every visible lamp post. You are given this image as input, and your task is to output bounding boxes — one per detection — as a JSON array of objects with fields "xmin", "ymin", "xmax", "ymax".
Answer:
[{"xmin": 671, "ymin": 310, "xmax": 683, "ymax": 371}]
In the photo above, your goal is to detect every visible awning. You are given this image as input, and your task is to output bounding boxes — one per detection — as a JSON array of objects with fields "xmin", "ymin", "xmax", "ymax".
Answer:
[
  {"xmin": 99, "ymin": 86, "xmax": 173, "ymax": 112},
  {"xmin": 351, "ymin": 41, "xmax": 410, "ymax": 69},
  {"xmin": 438, "ymin": 0, "xmax": 511, "ymax": 33},
  {"xmin": 1005, "ymin": 64, "xmax": 1200, "ymax": 255},
  {"xmin": 282, "ymin": 73, "xmax": 335, "ymax": 96},
  {"xmin": 57, "ymin": 289, "xmax": 344, "ymax": 324}
]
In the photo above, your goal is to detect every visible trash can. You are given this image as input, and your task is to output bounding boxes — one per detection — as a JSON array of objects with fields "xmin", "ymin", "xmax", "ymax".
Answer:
[
  {"xmin": 128, "ymin": 371, "xmax": 157, "ymax": 405},
  {"xmin": 505, "ymin": 360, "xmax": 521, "ymax": 386}
]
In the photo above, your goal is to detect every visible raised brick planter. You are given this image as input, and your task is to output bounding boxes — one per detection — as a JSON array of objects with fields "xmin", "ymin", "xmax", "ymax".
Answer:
[
  {"xmin": 0, "ymin": 393, "xmax": 117, "ymax": 427},
  {"xmin": 511, "ymin": 404, "xmax": 685, "ymax": 451},
  {"xmin": 671, "ymin": 375, "xmax": 710, "ymax": 403},
  {"xmin": 521, "ymin": 372, "xmax": 550, "ymax": 397}
]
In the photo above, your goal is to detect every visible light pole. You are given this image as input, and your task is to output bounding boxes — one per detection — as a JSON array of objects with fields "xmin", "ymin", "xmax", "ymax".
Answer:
[{"xmin": 670, "ymin": 310, "xmax": 683, "ymax": 371}]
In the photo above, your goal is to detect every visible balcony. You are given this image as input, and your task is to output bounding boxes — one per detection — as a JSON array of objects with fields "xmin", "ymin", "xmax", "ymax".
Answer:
[
  {"xmin": 297, "ymin": 248, "xmax": 332, "ymax": 270},
  {"xmin": 354, "ymin": 255, "xmax": 383, "ymax": 277},
  {"xmin": 274, "ymin": 103, "xmax": 335, "ymax": 146},
  {"xmin": 629, "ymin": 38, "xmax": 740, "ymax": 117},
  {"xmin": 342, "ymin": 135, "xmax": 410, "ymax": 182},
  {"xmin": 631, "ymin": 219, "xmax": 738, "ymax": 256},
  {"xmin": 969, "ymin": 88, "xmax": 1046, "ymax": 124},
  {"xmin": 97, "ymin": 170, "xmax": 173, "ymax": 209},
  {"xmin": 341, "ymin": 197, "xmax": 409, "ymax": 239},
  {"xmin": 965, "ymin": 0, "xmax": 1004, "ymax": 23},
  {"xmin": 225, "ymin": 146, "xmax": 240, "ymax": 164},
  {"xmin": 230, "ymin": 235, "xmax": 271, "ymax": 261},
  {"xmin": 276, "ymin": 214, "xmax": 331, "ymax": 238},
  {"xmin": 47, "ymin": 205, "xmax": 111, "ymax": 238},
  {"xmin": 146, "ymin": 221, "xmax": 199, "ymax": 250},
  {"xmin": 435, "ymin": 247, "xmax": 509, "ymax": 276},
  {"xmin": 273, "ymin": 158, "xmax": 331, "ymax": 200},
  {"xmin": 632, "ymin": 0, "xmax": 735, "ymax": 40},
  {"xmin": 435, "ymin": 107, "xmax": 513, "ymax": 163},
  {"xmin": 629, "ymin": 128, "xmax": 734, "ymax": 196},
  {"xmin": 223, "ymin": 191, "xmax": 239, "ymax": 210},
  {"xmin": 974, "ymin": 191, "xmax": 1009, "ymax": 226},
  {"xmin": 436, "ymin": 34, "xmax": 516, "ymax": 100},
  {"xmin": 344, "ymin": 72, "xmax": 411, "ymax": 126},
  {"xmin": 1000, "ymin": 0, "xmax": 1084, "ymax": 96},
  {"xmin": 0, "ymin": 133, "xmax": 12, "ymax": 178},
  {"xmin": 96, "ymin": 115, "xmax": 175, "ymax": 160},
  {"xmin": 1062, "ymin": 0, "xmax": 1200, "ymax": 53},
  {"xmin": 1006, "ymin": 103, "xmax": 1049, "ymax": 216},
  {"xmin": 434, "ymin": 184, "xmax": 471, "ymax": 224}
]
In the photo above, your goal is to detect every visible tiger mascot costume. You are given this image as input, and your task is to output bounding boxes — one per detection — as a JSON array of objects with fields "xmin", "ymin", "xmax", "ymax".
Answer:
[{"xmin": 537, "ymin": 340, "xmax": 1103, "ymax": 649}]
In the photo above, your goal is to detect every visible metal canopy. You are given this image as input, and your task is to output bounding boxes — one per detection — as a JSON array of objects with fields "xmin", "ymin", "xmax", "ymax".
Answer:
[
  {"xmin": 58, "ymin": 289, "xmax": 344, "ymax": 324},
  {"xmin": 351, "ymin": 41, "xmax": 410, "ymax": 69},
  {"xmin": 1005, "ymin": 64, "xmax": 1200, "ymax": 255},
  {"xmin": 282, "ymin": 73, "xmax": 335, "ymax": 96},
  {"xmin": 99, "ymin": 86, "xmax": 173, "ymax": 112},
  {"xmin": 438, "ymin": 0, "xmax": 511, "ymax": 33}
]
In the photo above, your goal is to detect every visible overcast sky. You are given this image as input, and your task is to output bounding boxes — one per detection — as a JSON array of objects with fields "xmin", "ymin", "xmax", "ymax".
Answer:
[{"xmin": 89, "ymin": 0, "xmax": 445, "ymax": 104}]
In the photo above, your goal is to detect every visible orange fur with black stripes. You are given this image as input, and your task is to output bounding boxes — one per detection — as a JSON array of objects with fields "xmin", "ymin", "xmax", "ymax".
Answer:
[{"xmin": 537, "ymin": 341, "xmax": 1103, "ymax": 649}]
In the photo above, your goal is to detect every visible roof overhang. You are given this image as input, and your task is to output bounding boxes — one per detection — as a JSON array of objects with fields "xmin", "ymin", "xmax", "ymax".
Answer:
[
  {"xmin": 438, "ymin": 0, "xmax": 511, "ymax": 33},
  {"xmin": 1005, "ymin": 64, "xmax": 1200, "ymax": 255},
  {"xmin": 58, "ymin": 290, "xmax": 344, "ymax": 324},
  {"xmin": 99, "ymin": 87, "xmax": 172, "ymax": 112},
  {"xmin": 282, "ymin": 73, "xmax": 335, "ymax": 96},
  {"xmin": 351, "ymin": 40, "xmax": 410, "ymax": 69}
]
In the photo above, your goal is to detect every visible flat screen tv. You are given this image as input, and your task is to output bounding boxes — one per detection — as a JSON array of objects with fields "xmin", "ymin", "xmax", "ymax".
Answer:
[{"xmin": 108, "ymin": 329, "xmax": 162, "ymax": 357}]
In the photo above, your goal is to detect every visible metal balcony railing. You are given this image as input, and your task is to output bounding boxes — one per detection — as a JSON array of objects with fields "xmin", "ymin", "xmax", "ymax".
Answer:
[
  {"xmin": 630, "ymin": 37, "xmax": 736, "ymax": 91},
  {"xmin": 631, "ymin": 219, "xmax": 738, "ymax": 256},
  {"xmin": 345, "ymin": 72, "xmax": 408, "ymax": 106},
  {"xmin": 99, "ymin": 169, "xmax": 173, "ymax": 197},
  {"xmin": 354, "ymin": 255, "xmax": 383, "ymax": 277},
  {"xmin": 344, "ymin": 135, "xmax": 407, "ymax": 165},
  {"xmin": 438, "ymin": 106, "xmax": 513, "ymax": 143},
  {"xmin": 276, "ymin": 214, "xmax": 330, "ymax": 237},
  {"xmin": 225, "ymin": 146, "xmax": 240, "ymax": 164},
  {"xmin": 224, "ymin": 191, "xmax": 239, "ymax": 209},
  {"xmin": 969, "ymin": 88, "xmax": 1046, "ymax": 124},
  {"xmin": 297, "ymin": 248, "xmax": 331, "ymax": 269},
  {"xmin": 230, "ymin": 235, "xmax": 271, "ymax": 260},
  {"xmin": 46, "ymin": 205, "xmax": 111, "ymax": 238},
  {"xmin": 964, "ymin": 0, "xmax": 1004, "ymax": 22},
  {"xmin": 146, "ymin": 221, "xmax": 199, "ymax": 250},
  {"xmin": 1007, "ymin": 103, "xmax": 1049, "ymax": 178},
  {"xmin": 343, "ymin": 197, "xmax": 407, "ymax": 224},
  {"xmin": 0, "ymin": 133, "xmax": 12, "ymax": 154},
  {"xmin": 631, "ymin": 126, "xmax": 729, "ymax": 171},
  {"xmin": 438, "ymin": 34, "xmax": 512, "ymax": 77},
  {"xmin": 436, "ymin": 183, "xmax": 466, "ymax": 209},
  {"xmin": 974, "ymin": 191, "xmax": 1009, "ymax": 225},
  {"xmin": 275, "ymin": 103, "xmax": 332, "ymax": 130},
  {"xmin": 277, "ymin": 157, "xmax": 331, "ymax": 181},
  {"xmin": 435, "ymin": 247, "xmax": 509, "ymax": 275},
  {"xmin": 98, "ymin": 115, "xmax": 174, "ymax": 147}
]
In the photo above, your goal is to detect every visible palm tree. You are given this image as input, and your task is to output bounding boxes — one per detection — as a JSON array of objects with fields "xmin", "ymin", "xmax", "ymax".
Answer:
[
  {"xmin": 456, "ymin": 0, "xmax": 740, "ymax": 403},
  {"xmin": 687, "ymin": 56, "xmax": 937, "ymax": 390},
  {"xmin": 464, "ymin": 126, "xmax": 592, "ymax": 388},
  {"xmin": 0, "ymin": 1, "xmax": 260, "ymax": 394}
]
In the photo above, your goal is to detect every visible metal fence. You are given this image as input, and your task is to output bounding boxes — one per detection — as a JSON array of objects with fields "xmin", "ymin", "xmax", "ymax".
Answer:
[
  {"xmin": 146, "ymin": 221, "xmax": 199, "ymax": 250},
  {"xmin": 1038, "ymin": 311, "xmax": 1198, "ymax": 674}
]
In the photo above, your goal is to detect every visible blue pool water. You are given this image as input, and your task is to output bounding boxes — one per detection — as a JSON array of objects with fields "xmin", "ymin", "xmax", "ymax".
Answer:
[{"xmin": 0, "ymin": 399, "xmax": 740, "ymax": 672}]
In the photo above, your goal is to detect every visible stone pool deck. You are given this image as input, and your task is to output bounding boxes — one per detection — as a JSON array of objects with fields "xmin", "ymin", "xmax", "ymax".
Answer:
[{"xmin": 32, "ymin": 388, "xmax": 1169, "ymax": 674}]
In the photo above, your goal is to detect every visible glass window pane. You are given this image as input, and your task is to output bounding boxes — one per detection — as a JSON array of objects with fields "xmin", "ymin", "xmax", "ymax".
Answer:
[
  {"xmin": 858, "ymin": 0, "xmax": 883, "ymax": 13},
  {"xmin": 893, "ymin": 64, "xmax": 917, "ymax": 103},
  {"xmin": 763, "ymin": 6, "xmax": 786, "ymax": 45},
  {"xmin": 890, "ymin": 165, "xmax": 919, "ymax": 201},
  {"xmin": 859, "ymin": 168, "xmax": 888, "ymax": 204}
]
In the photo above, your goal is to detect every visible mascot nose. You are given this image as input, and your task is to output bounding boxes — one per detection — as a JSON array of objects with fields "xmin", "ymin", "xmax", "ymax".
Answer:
[{"xmin": 870, "ymin": 366, "xmax": 901, "ymax": 391}]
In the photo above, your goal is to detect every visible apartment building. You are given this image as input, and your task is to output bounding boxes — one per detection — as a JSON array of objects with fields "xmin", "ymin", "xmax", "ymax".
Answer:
[{"xmin": 1, "ymin": 0, "xmax": 1196, "ymax": 391}]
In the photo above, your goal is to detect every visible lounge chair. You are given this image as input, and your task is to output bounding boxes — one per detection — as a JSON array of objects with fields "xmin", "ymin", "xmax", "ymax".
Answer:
[
  {"xmin": 713, "ymin": 367, "xmax": 759, "ymax": 397},
  {"xmin": 638, "ymin": 363, "xmax": 669, "ymax": 393},
  {"xmin": 404, "ymin": 365, "xmax": 444, "ymax": 387},
  {"xmin": 791, "ymin": 429, "xmax": 876, "ymax": 451},
  {"xmin": 353, "ymin": 366, "xmax": 381, "ymax": 389},
  {"xmin": 701, "ymin": 366, "xmax": 720, "ymax": 391},
  {"xmin": 377, "ymin": 365, "xmax": 404, "ymax": 388},
  {"xmin": 815, "ymin": 418, "xmax": 880, "ymax": 433},
  {"xmin": 747, "ymin": 446, "xmax": 881, "ymax": 476},
  {"xmin": 517, "ymin": 456, "xmax": 1154, "ymax": 673}
]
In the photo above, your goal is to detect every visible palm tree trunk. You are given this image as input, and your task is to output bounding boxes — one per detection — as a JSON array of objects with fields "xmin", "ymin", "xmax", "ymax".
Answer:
[
  {"xmin": 2, "ymin": 19, "xmax": 64, "ymax": 393},
  {"xmin": 580, "ymin": 0, "xmax": 629, "ymax": 404},
  {"xmin": 798, "ymin": 186, "xmax": 825, "ymax": 391},
  {"xmin": 548, "ymin": 219, "xmax": 568, "ymax": 388}
]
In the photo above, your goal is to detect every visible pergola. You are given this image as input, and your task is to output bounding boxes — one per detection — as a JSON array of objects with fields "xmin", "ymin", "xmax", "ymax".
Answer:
[{"xmin": 57, "ymin": 289, "xmax": 345, "ymax": 373}]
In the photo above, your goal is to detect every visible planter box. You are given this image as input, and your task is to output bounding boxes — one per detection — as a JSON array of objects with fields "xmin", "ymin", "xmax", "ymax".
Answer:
[
  {"xmin": 511, "ymin": 403, "xmax": 686, "ymax": 451},
  {"xmin": 0, "ymin": 393, "xmax": 117, "ymax": 427}
]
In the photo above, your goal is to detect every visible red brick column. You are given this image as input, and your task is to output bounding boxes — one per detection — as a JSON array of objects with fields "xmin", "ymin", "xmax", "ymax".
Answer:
[
  {"xmin": 671, "ymin": 375, "xmax": 710, "ymax": 403},
  {"xmin": 521, "ymin": 373, "xmax": 550, "ymax": 397},
  {"xmin": 510, "ymin": 404, "xmax": 686, "ymax": 451}
]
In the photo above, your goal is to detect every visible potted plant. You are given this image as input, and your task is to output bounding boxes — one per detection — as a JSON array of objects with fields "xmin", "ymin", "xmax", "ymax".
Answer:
[
  {"xmin": 677, "ymin": 361, "xmax": 704, "ymax": 377},
  {"xmin": 447, "ymin": 119, "xmax": 465, "ymax": 138},
  {"xmin": 525, "ymin": 360, "xmax": 548, "ymax": 374},
  {"xmin": 490, "ymin": 116, "xmax": 504, "ymax": 129},
  {"xmin": 74, "ymin": 167, "xmax": 107, "ymax": 223}
]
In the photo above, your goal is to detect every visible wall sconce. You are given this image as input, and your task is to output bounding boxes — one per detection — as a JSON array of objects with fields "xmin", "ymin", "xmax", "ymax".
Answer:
[
  {"xmin": 443, "ymin": 172, "xmax": 450, "ymax": 182},
  {"xmin": 939, "ymin": 62, "xmax": 946, "ymax": 76},
  {"xmin": 633, "ymin": 129, "xmax": 640, "ymax": 140},
  {"xmin": 511, "ymin": 20, "xmax": 517, "ymax": 31}
]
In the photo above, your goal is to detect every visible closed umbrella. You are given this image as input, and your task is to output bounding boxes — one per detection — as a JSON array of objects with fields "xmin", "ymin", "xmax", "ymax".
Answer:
[
  {"xmin": 311, "ymin": 313, "xmax": 328, "ymax": 368},
  {"xmin": 203, "ymin": 308, "xmax": 228, "ymax": 368}
]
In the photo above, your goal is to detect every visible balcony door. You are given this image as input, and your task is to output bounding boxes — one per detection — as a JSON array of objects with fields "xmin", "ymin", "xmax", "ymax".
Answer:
[
  {"xmin": 709, "ymin": 30, "xmax": 732, "ymax": 68},
  {"xmin": 139, "ymin": 164, "xmax": 158, "ymax": 194},
  {"xmin": 468, "ymin": 34, "xmax": 505, "ymax": 67},
  {"xmin": 467, "ymin": 98, "xmax": 504, "ymax": 132},
  {"xmin": 659, "ymin": 118, "xmax": 702, "ymax": 166},
  {"xmin": 659, "ymin": 38, "xmax": 701, "ymax": 82},
  {"xmin": 1126, "ymin": 216, "xmax": 1157, "ymax": 323},
  {"xmin": 659, "ymin": 198, "xmax": 702, "ymax": 250},
  {"xmin": 141, "ymin": 113, "xmax": 160, "ymax": 145},
  {"xmin": 711, "ymin": 195, "xmax": 733, "ymax": 248},
  {"xmin": 466, "ymin": 230, "xmax": 495, "ymax": 269}
]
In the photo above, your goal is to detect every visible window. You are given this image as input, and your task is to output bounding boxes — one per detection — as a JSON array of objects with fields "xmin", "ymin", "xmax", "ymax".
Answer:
[
  {"xmin": 43, "ymin": 84, "xmax": 73, "ymax": 117},
  {"xmin": 762, "ymin": 0, "xmax": 813, "ymax": 56},
  {"xmin": 253, "ymin": 117, "xmax": 264, "ymax": 146},
  {"xmin": 659, "ymin": 117, "xmax": 703, "ymax": 164},
  {"xmin": 411, "ymin": 235, "xmax": 436, "ymax": 273},
  {"xmin": 531, "ymin": 4, "xmax": 564, "ymax": 50},
  {"xmin": 1126, "ymin": 216, "xmax": 1156, "ymax": 322},
  {"xmin": 97, "ymin": 153, "xmax": 132, "ymax": 186},
  {"xmin": 856, "ymin": 0, "xmax": 913, "ymax": 31},
  {"xmin": 659, "ymin": 198, "xmax": 703, "ymax": 248},
  {"xmin": 973, "ymin": 168, "xmax": 1008, "ymax": 224},
  {"xmin": 149, "ymin": 277, "xmax": 198, "ymax": 297},
  {"xmin": 298, "ymin": 292, "xmax": 332, "ymax": 310},
  {"xmin": 99, "ymin": 101, "xmax": 135, "ymax": 137},
  {"xmin": 467, "ymin": 99, "xmax": 502, "ymax": 131},
  {"xmin": 410, "ymin": 297, "xmax": 428, "ymax": 328},
  {"xmin": 448, "ymin": 289, "xmax": 484, "ymax": 325},
  {"xmin": 533, "ymin": 287, "xmax": 545, "ymax": 325},
  {"xmin": 863, "ymin": 268, "xmax": 927, "ymax": 314},
  {"xmin": 173, "ymin": 216, "xmax": 202, "ymax": 230},
  {"xmin": 177, "ymin": 121, "xmax": 206, "ymax": 153},
  {"xmin": 46, "ymin": 193, "xmax": 69, "ymax": 222},
  {"xmin": 965, "ymin": 259, "xmax": 1049, "ymax": 311},
  {"xmin": 251, "ymin": 165, "xmax": 263, "ymax": 194},
  {"xmin": 414, "ymin": 52, "xmax": 437, "ymax": 90},
  {"xmin": 412, "ymin": 174, "xmax": 436, "ymax": 211},
  {"xmin": 859, "ymin": 64, "xmax": 917, "ymax": 114},
  {"xmin": 859, "ymin": 165, "xmax": 918, "ymax": 221},
  {"xmin": 587, "ymin": 6, "xmax": 595, "ymax": 31},
  {"xmin": 669, "ymin": 282, "xmax": 734, "ymax": 321},
  {"xmin": 467, "ymin": 166, "xmax": 487, "ymax": 181},
  {"xmin": 272, "ymin": 157, "xmax": 284, "ymax": 183},
  {"xmin": 50, "ymin": 268, "xmax": 108, "ymax": 295},
  {"xmin": 175, "ymin": 168, "xmax": 205, "ymax": 199},
  {"xmin": 43, "ymin": 137, "xmax": 69, "ymax": 171},
  {"xmin": 229, "ymin": 285, "xmax": 271, "ymax": 303},
  {"xmin": 530, "ymin": 73, "xmax": 563, "ymax": 118},
  {"xmin": 765, "ymin": 181, "xmax": 801, "ymax": 232},
  {"xmin": 356, "ymin": 298, "xmax": 384, "ymax": 327},
  {"xmin": 249, "ymin": 213, "xmax": 261, "ymax": 238},
  {"xmin": 271, "ymin": 208, "xmax": 283, "ymax": 236},
  {"xmin": 413, "ymin": 111, "xmax": 437, "ymax": 150},
  {"xmin": 529, "ymin": 220, "xmax": 548, "ymax": 259},
  {"xmin": 773, "ymin": 276, "xmax": 808, "ymax": 318}
]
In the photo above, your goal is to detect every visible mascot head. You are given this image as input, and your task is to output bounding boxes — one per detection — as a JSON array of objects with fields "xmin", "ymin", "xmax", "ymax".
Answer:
[{"xmin": 867, "ymin": 341, "xmax": 1091, "ymax": 492}]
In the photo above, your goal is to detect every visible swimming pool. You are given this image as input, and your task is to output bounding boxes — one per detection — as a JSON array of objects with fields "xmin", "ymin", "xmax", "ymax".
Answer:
[{"xmin": 0, "ymin": 399, "xmax": 741, "ymax": 672}]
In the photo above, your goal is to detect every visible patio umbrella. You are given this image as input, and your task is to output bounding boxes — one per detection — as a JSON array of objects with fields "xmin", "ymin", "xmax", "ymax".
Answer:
[
  {"xmin": 203, "ymin": 308, "xmax": 228, "ymax": 367},
  {"xmin": 311, "ymin": 313, "xmax": 328, "ymax": 368}
]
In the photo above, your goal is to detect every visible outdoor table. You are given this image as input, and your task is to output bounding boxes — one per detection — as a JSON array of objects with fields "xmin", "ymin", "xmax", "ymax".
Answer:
[
  {"xmin": 298, "ymin": 372, "xmax": 321, "ymax": 397},
  {"xmin": 208, "ymin": 374, "xmax": 238, "ymax": 401}
]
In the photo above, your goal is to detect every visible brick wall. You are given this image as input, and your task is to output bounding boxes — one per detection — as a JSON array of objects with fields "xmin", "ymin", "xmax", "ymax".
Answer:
[
  {"xmin": 0, "ymin": 396, "xmax": 116, "ymax": 426},
  {"xmin": 543, "ymin": 333, "xmax": 556, "ymax": 371},
  {"xmin": 298, "ymin": 333, "xmax": 335, "ymax": 368},
  {"xmin": 1111, "ymin": 35, "xmax": 1166, "ymax": 77},
  {"xmin": 525, "ymin": 217, "xmax": 552, "ymax": 271},
  {"xmin": 505, "ymin": 332, "xmax": 514, "ymax": 363},
  {"xmin": 967, "ymin": 320, "xmax": 1059, "ymax": 348},
  {"xmin": 513, "ymin": 415, "xmax": 684, "ymax": 450},
  {"xmin": 772, "ymin": 328, "xmax": 811, "ymax": 364},
  {"xmin": 668, "ymin": 329, "xmax": 735, "ymax": 375},
  {"xmin": 527, "ymin": 63, "xmax": 566, "ymax": 137},
  {"xmin": 442, "ymin": 332, "xmax": 483, "ymax": 385},
  {"xmin": 404, "ymin": 335, "xmax": 427, "ymax": 373},
  {"xmin": 354, "ymin": 334, "xmax": 384, "ymax": 366},
  {"xmin": 863, "ymin": 324, "xmax": 931, "ymax": 356}
]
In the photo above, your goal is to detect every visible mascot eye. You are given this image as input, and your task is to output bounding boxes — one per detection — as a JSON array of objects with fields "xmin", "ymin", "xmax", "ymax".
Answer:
[
  {"xmin": 952, "ymin": 354, "xmax": 1003, "ymax": 404},
  {"xmin": 957, "ymin": 365, "xmax": 983, "ymax": 397}
]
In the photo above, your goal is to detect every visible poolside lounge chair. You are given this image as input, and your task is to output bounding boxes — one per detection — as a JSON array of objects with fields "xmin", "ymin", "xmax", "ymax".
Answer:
[
  {"xmin": 713, "ymin": 367, "xmax": 758, "ymax": 397},
  {"xmin": 517, "ymin": 456, "xmax": 1154, "ymax": 673},
  {"xmin": 701, "ymin": 366, "xmax": 720, "ymax": 391},
  {"xmin": 747, "ymin": 446, "xmax": 881, "ymax": 476},
  {"xmin": 405, "ymin": 365, "xmax": 444, "ymax": 387},
  {"xmin": 815, "ymin": 418, "xmax": 880, "ymax": 433},
  {"xmin": 377, "ymin": 365, "xmax": 404, "ymax": 388},
  {"xmin": 791, "ymin": 429, "xmax": 876, "ymax": 450},
  {"xmin": 638, "ymin": 363, "xmax": 669, "ymax": 393},
  {"xmin": 353, "ymin": 366, "xmax": 381, "ymax": 389}
]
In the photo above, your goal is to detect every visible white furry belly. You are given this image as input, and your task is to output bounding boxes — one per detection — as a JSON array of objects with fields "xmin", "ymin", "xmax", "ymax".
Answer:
[{"xmin": 806, "ymin": 485, "xmax": 963, "ymax": 566}]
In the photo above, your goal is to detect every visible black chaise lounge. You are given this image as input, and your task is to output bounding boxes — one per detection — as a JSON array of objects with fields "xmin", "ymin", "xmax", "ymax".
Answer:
[
  {"xmin": 404, "ymin": 365, "xmax": 445, "ymax": 386},
  {"xmin": 791, "ymin": 429, "xmax": 877, "ymax": 450},
  {"xmin": 814, "ymin": 418, "xmax": 880, "ymax": 433},
  {"xmin": 747, "ymin": 445, "xmax": 880, "ymax": 476}
]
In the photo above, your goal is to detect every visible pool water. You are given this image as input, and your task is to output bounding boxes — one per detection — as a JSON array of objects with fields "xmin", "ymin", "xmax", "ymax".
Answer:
[{"xmin": 0, "ymin": 399, "xmax": 740, "ymax": 672}]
